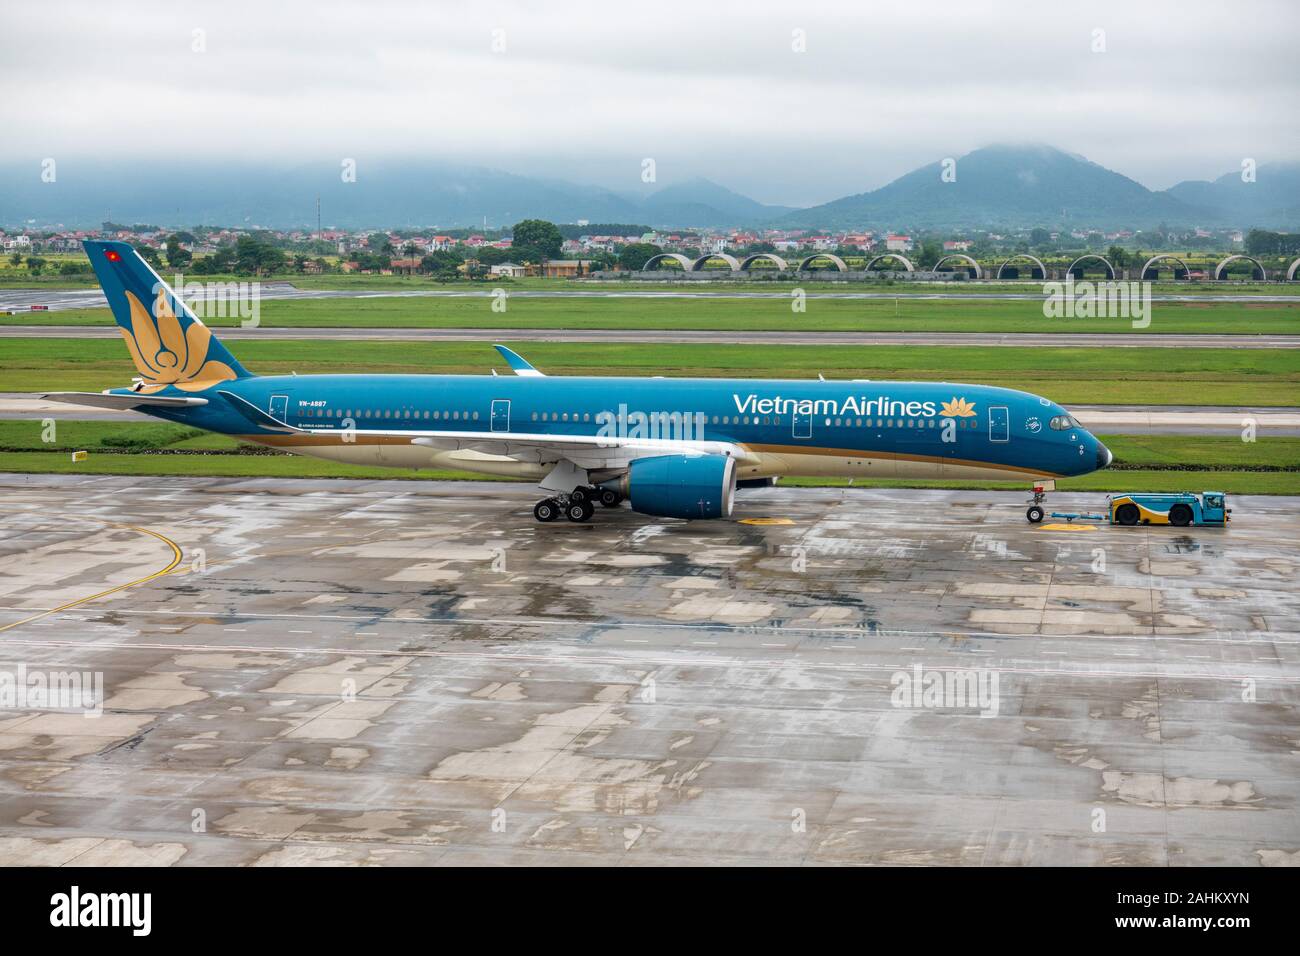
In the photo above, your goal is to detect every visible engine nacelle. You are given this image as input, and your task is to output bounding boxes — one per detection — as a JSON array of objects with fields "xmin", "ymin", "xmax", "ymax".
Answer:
[{"xmin": 604, "ymin": 454, "xmax": 737, "ymax": 519}]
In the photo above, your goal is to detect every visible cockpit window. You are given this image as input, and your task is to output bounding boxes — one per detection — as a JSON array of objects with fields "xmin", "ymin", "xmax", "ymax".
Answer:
[{"xmin": 1048, "ymin": 415, "xmax": 1072, "ymax": 430}]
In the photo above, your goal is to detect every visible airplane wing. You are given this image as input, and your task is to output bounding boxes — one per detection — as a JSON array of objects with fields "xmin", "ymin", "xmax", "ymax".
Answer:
[
  {"xmin": 409, "ymin": 430, "xmax": 754, "ymax": 470},
  {"xmin": 215, "ymin": 390, "xmax": 753, "ymax": 472},
  {"xmin": 40, "ymin": 391, "xmax": 209, "ymax": 410}
]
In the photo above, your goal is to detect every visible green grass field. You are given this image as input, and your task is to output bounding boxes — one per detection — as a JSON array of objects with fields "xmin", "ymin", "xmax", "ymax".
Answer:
[
  {"xmin": 3, "ymin": 265, "xmax": 1297, "ymax": 296},
  {"xmin": 3, "ymin": 337, "xmax": 1295, "ymax": 406},
  {"xmin": 7, "ymin": 294, "xmax": 1300, "ymax": 334},
  {"xmin": 2, "ymin": 421, "xmax": 1295, "ymax": 494}
]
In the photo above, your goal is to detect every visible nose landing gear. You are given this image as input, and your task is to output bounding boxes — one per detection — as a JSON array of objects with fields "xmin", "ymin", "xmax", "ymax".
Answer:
[{"xmin": 1026, "ymin": 480, "xmax": 1052, "ymax": 524}]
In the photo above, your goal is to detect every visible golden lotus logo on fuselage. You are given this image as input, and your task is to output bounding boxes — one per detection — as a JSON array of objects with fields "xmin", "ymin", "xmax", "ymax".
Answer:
[
  {"xmin": 119, "ymin": 289, "xmax": 236, "ymax": 393},
  {"xmin": 941, "ymin": 397, "xmax": 977, "ymax": 417}
]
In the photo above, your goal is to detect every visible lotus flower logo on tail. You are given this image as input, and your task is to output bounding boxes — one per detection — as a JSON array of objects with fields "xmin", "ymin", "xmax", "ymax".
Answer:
[
  {"xmin": 941, "ymin": 397, "xmax": 977, "ymax": 417},
  {"xmin": 119, "ymin": 290, "xmax": 237, "ymax": 393}
]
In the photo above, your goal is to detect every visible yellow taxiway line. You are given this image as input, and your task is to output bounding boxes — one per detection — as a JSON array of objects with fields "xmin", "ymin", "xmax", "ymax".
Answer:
[{"xmin": 0, "ymin": 518, "xmax": 183, "ymax": 634}]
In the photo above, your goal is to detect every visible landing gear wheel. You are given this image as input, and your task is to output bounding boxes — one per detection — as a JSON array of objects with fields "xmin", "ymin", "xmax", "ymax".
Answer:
[
  {"xmin": 1115, "ymin": 503, "xmax": 1140, "ymax": 526},
  {"xmin": 570, "ymin": 486, "xmax": 591, "ymax": 504},
  {"xmin": 565, "ymin": 500, "xmax": 594, "ymax": 523},
  {"xmin": 1026, "ymin": 505, "xmax": 1044, "ymax": 524},
  {"xmin": 534, "ymin": 499, "xmax": 560, "ymax": 522},
  {"xmin": 598, "ymin": 488, "xmax": 622, "ymax": 508},
  {"xmin": 1169, "ymin": 503, "xmax": 1193, "ymax": 527}
]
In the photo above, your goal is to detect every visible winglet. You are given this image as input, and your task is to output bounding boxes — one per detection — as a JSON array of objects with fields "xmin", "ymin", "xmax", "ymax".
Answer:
[{"xmin": 494, "ymin": 345, "xmax": 545, "ymax": 377}]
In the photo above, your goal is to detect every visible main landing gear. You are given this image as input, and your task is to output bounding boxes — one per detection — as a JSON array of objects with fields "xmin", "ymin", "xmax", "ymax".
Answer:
[{"xmin": 533, "ymin": 486, "xmax": 623, "ymax": 523}]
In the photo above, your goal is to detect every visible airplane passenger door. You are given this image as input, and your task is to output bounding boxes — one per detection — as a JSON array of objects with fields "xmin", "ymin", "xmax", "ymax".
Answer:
[
  {"xmin": 792, "ymin": 408, "xmax": 812, "ymax": 439},
  {"xmin": 269, "ymin": 394, "xmax": 289, "ymax": 421},
  {"xmin": 989, "ymin": 405, "xmax": 1009, "ymax": 443},
  {"xmin": 491, "ymin": 399, "xmax": 510, "ymax": 433}
]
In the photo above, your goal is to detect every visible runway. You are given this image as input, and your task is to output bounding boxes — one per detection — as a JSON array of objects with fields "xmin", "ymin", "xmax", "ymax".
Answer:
[
  {"xmin": 4, "ymin": 393, "xmax": 1297, "ymax": 436},
  {"xmin": 4, "ymin": 285, "xmax": 1300, "ymax": 313},
  {"xmin": 3, "ymin": 324, "xmax": 1299, "ymax": 349},
  {"xmin": 0, "ymin": 475, "xmax": 1296, "ymax": 865}
]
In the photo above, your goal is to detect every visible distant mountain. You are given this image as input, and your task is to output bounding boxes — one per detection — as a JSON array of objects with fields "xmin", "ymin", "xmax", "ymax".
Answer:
[
  {"xmin": 3, "ymin": 148, "xmax": 1296, "ymax": 232},
  {"xmin": 782, "ymin": 144, "xmax": 1219, "ymax": 231},
  {"xmin": 639, "ymin": 177, "xmax": 794, "ymax": 227},
  {"xmin": 0, "ymin": 161, "xmax": 644, "ymax": 231},
  {"xmin": 0, "ymin": 163, "xmax": 785, "ymax": 231},
  {"xmin": 1165, "ymin": 163, "xmax": 1300, "ymax": 230}
]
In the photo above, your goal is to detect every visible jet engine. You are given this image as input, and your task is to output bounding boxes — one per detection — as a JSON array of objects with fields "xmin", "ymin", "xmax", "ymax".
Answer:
[{"xmin": 602, "ymin": 454, "xmax": 736, "ymax": 519}]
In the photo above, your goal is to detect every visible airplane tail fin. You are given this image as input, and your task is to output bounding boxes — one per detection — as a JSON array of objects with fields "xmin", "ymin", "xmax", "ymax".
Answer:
[{"xmin": 83, "ymin": 239, "xmax": 253, "ymax": 392}]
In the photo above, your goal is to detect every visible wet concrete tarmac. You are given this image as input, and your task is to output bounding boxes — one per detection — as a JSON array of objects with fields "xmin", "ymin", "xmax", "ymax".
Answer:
[{"xmin": 0, "ymin": 475, "xmax": 1296, "ymax": 866}]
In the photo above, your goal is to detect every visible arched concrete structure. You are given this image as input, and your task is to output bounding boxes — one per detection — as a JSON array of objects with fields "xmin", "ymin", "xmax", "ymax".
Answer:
[
  {"xmin": 863, "ymin": 253, "xmax": 915, "ymax": 273},
  {"xmin": 1140, "ymin": 254, "xmax": 1191, "ymax": 280},
  {"xmin": 797, "ymin": 253, "xmax": 848, "ymax": 272},
  {"xmin": 641, "ymin": 253, "xmax": 693, "ymax": 271},
  {"xmin": 1288, "ymin": 258, "xmax": 1300, "ymax": 281},
  {"xmin": 1214, "ymin": 255, "xmax": 1267, "ymax": 281},
  {"xmin": 995, "ymin": 254, "xmax": 1047, "ymax": 280},
  {"xmin": 690, "ymin": 253, "xmax": 741, "ymax": 272},
  {"xmin": 739, "ymin": 253, "xmax": 789, "ymax": 271},
  {"xmin": 1067, "ymin": 254, "xmax": 1116, "ymax": 280},
  {"xmin": 933, "ymin": 253, "xmax": 981, "ymax": 278}
]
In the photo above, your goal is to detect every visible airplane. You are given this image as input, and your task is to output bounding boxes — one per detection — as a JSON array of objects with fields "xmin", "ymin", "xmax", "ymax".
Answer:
[{"xmin": 44, "ymin": 240, "xmax": 1111, "ymax": 524}]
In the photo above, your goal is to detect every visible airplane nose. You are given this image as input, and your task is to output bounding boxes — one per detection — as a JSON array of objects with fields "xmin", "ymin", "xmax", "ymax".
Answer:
[{"xmin": 1096, "ymin": 442, "xmax": 1113, "ymax": 470}]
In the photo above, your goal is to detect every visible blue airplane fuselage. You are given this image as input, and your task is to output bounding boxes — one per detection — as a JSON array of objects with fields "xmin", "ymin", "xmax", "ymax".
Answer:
[{"xmin": 132, "ymin": 372, "xmax": 1109, "ymax": 482}]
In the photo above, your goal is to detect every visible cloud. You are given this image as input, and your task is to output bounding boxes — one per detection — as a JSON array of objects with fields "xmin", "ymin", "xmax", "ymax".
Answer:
[{"xmin": 1, "ymin": 0, "xmax": 1296, "ymax": 205}]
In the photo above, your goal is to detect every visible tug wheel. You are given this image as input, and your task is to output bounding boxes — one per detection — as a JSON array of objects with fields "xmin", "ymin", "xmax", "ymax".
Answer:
[
  {"xmin": 1115, "ymin": 503, "xmax": 1140, "ymax": 526},
  {"xmin": 1169, "ymin": 503, "xmax": 1193, "ymax": 527}
]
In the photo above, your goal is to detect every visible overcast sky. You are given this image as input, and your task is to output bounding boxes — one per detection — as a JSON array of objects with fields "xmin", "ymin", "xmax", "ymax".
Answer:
[{"xmin": 2, "ymin": 0, "xmax": 1296, "ymax": 206}]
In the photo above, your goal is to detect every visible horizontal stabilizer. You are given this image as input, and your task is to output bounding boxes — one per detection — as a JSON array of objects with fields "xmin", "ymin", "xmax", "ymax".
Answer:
[
  {"xmin": 40, "ymin": 391, "xmax": 209, "ymax": 411},
  {"xmin": 494, "ymin": 345, "xmax": 545, "ymax": 377},
  {"xmin": 216, "ymin": 390, "xmax": 301, "ymax": 433}
]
